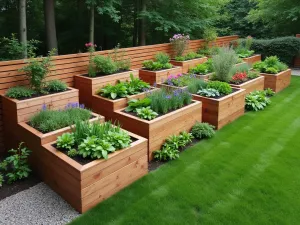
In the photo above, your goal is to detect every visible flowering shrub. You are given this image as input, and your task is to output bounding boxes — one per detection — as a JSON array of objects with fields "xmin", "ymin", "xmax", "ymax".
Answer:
[
  {"xmin": 170, "ymin": 34, "xmax": 190, "ymax": 57},
  {"xmin": 231, "ymin": 72, "xmax": 248, "ymax": 84}
]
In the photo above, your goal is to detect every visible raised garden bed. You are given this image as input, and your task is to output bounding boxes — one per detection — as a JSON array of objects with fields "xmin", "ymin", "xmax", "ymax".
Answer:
[
  {"xmin": 260, "ymin": 69, "xmax": 292, "ymax": 93},
  {"xmin": 114, "ymin": 101, "xmax": 202, "ymax": 161},
  {"xmin": 38, "ymin": 130, "xmax": 147, "ymax": 213},
  {"xmin": 2, "ymin": 87, "xmax": 79, "ymax": 125},
  {"xmin": 242, "ymin": 54, "xmax": 261, "ymax": 65},
  {"xmin": 195, "ymin": 73, "xmax": 214, "ymax": 80},
  {"xmin": 74, "ymin": 70, "xmax": 139, "ymax": 108},
  {"xmin": 139, "ymin": 67, "xmax": 183, "ymax": 85},
  {"xmin": 170, "ymin": 57, "xmax": 208, "ymax": 73},
  {"xmin": 157, "ymin": 83, "xmax": 245, "ymax": 130},
  {"xmin": 230, "ymin": 76, "xmax": 265, "ymax": 95},
  {"xmin": 92, "ymin": 89, "xmax": 157, "ymax": 121}
]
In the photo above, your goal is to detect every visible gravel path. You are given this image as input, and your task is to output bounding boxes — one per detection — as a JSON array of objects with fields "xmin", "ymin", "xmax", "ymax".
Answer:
[
  {"xmin": 0, "ymin": 183, "xmax": 79, "ymax": 225},
  {"xmin": 292, "ymin": 69, "xmax": 300, "ymax": 76}
]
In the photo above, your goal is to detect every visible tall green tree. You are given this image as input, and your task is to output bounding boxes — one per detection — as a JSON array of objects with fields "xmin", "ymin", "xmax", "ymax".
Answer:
[{"xmin": 248, "ymin": 0, "xmax": 300, "ymax": 36}]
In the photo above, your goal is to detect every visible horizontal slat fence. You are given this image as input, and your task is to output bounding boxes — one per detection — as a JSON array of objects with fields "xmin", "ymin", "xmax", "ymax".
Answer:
[{"xmin": 0, "ymin": 35, "xmax": 238, "ymax": 154}]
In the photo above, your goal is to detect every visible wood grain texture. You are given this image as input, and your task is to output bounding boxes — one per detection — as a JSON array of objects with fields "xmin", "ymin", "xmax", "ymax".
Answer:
[
  {"xmin": 230, "ymin": 76, "xmax": 265, "ymax": 95},
  {"xmin": 114, "ymin": 101, "xmax": 202, "ymax": 161},
  {"xmin": 139, "ymin": 67, "xmax": 183, "ymax": 85},
  {"xmin": 170, "ymin": 57, "xmax": 208, "ymax": 73},
  {"xmin": 242, "ymin": 55, "xmax": 261, "ymax": 65},
  {"xmin": 0, "ymin": 35, "xmax": 238, "ymax": 155},
  {"xmin": 260, "ymin": 69, "xmax": 292, "ymax": 93},
  {"xmin": 74, "ymin": 70, "xmax": 139, "ymax": 108}
]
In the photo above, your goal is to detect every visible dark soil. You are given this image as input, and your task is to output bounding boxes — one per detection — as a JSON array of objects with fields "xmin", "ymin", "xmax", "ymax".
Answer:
[
  {"xmin": 0, "ymin": 174, "xmax": 41, "ymax": 200},
  {"xmin": 149, "ymin": 139, "xmax": 199, "ymax": 171},
  {"xmin": 16, "ymin": 88, "xmax": 72, "ymax": 101},
  {"xmin": 81, "ymin": 69, "xmax": 132, "ymax": 78}
]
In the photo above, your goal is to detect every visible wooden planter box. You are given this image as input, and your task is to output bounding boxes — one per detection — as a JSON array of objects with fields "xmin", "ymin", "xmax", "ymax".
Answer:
[
  {"xmin": 38, "ymin": 131, "xmax": 148, "ymax": 213},
  {"xmin": 260, "ymin": 69, "xmax": 292, "ymax": 93},
  {"xmin": 170, "ymin": 57, "xmax": 208, "ymax": 73},
  {"xmin": 115, "ymin": 101, "xmax": 202, "ymax": 161},
  {"xmin": 195, "ymin": 72, "xmax": 214, "ymax": 80},
  {"xmin": 2, "ymin": 88, "xmax": 79, "ymax": 125},
  {"xmin": 242, "ymin": 54, "xmax": 261, "ymax": 65},
  {"xmin": 92, "ymin": 89, "xmax": 157, "ymax": 121},
  {"xmin": 74, "ymin": 70, "xmax": 139, "ymax": 108},
  {"xmin": 157, "ymin": 83, "xmax": 245, "ymax": 130},
  {"xmin": 139, "ymin": 67, "xmax": 183, "ymax": 85},
  {"xmin": 230, "ymin": 76, "xmax": 265, "ymax": 95}
]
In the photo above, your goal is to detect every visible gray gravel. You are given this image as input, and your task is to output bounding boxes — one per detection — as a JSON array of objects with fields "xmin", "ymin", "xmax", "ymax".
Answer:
[
  {"xmin": 0, "ymin": 183, "xmax": 79, "ymax": 225},
  {"xmin": 292, "ymin": 69, "xmax": 300, "ymax": 76}
]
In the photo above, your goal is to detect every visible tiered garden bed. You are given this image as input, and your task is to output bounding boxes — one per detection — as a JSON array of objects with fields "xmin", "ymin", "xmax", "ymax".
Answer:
[
  {"xmin": 170, "ymin": 57, "xmax": 208, "ymax": 73},
  {"xmin": 39, "ymin": 130, "xmax": 147, "ymax": 213},
  {"xmin": 260, "ymin": 69, "xmax": 292, "ymax": 93},
  {"xmin": 74, "ymin": 71, "xmax": 139, "ymax": 108},
  {"xmin": 242, "ymin": 54, "xmax": 261, "ymax": 65},
  {"xmin": 115, "ymin": 101, "xmax": 202, "ymax": 161},
  {"xmin": 139, "ymin": 67, "xmax": 183, "ymax": 85},
  {"xmin": 230, "ymin": 76, "xmax": 265, "ymax": 95}
]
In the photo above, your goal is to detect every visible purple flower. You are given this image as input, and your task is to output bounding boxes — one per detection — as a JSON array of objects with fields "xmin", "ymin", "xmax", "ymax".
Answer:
[
  {"xmin": 167, "ymin": 79, "xmax": 174, "ymax": 86},
  {"xmin": 42, "ymin": 104, "xmax": 47, "ymax": 111},
  {"xmin": 165, "ymin": 95, "xmax": 172, "ymax": 99},
  {"xmin": 79, "ymin": 104, "xmax": 85, "ymax": 109},
  {"xmin": 153, "ymin": 82, "xmax": 157, "ymax": 87}
]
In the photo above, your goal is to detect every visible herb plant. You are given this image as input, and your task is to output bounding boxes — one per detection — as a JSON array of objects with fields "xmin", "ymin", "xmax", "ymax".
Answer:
[
  {"xmin": 187, "ymin": 78, "xmax": 207, "ymax": 94},
  {"xmin": 0, "ymin": 143, "xmax": 31, "ymax": 184},
  {"xmin": 189, "ymin": 59, "xmax": 214, "ymax": 75},
  {"xmin": 245, "ymin": 91, "xmax": 271, "ymax": 111},
  {"xmin": 93, "ymin": 55, "xmax": 118, "ymax": 75},
  {"xmin": 5, "ymin": 86, "xmax": 36, "ymax": 99},
  {"xmin": 57, "ymin": 133, "xmax": 75, "ymax": 150},
  {"xmin": 142, "ymin": 52, "xmax": 172, "ymax": 71},
  {"xmin": 174, "ymin": 52, "xmax": 203, "ymax": 61},
  {"xmin": 45, "ymin": 80, "xmax": 68, "ymax": 93},
  {"xmin": 234, "ymin": 37, "xmax": 255, "ymax": 58},
  {"xmin": 191, "ymin": 122, "xmax": 215, "ymax": 139},
  {"xmin": 109, "ymin": 43, "xmax": 131, "ymax": 71},
  {"xmin": 67, "ymin": 149, "xmax": 78, "ymax": 157},
  {"xmin": 207, "ymin": 81, "xmax": 232, "ymax": 95},
  {"xmin": 136, "ymin": 107, "xmax": 158, "ymax": 120}
]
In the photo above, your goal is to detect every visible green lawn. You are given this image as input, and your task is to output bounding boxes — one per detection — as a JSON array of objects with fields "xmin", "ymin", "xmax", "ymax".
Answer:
[{"xmin": 71, "ymin": 77, "xmax": 300, "ymax": 225}]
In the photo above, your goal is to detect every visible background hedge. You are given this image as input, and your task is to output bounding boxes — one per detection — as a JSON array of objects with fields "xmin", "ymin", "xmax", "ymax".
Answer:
[{"xmin": 236, "ymin": 36, "xmax": 300, "ymax": 66}]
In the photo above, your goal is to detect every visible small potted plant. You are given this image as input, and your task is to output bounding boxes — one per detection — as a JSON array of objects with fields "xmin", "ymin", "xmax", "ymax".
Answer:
[
  {"xmin": 139, "ymin": 52, "xmax": 183, "ymax": 85},
  {"xmin": 74, "ymin": 43, "xmax": 138, "ymax": 108},
  {"xmin": 2, "ymin": 49, "xmax": 77, "ymax": 125},
  {"xmin": 169, "ymin": 34, "xmax": 207, "ymax": 73},
  {"xmin": 39, "ymin": 120, "xmax": 148, "ymax": 213},
  {"xmin": 253, "ymin": 56, "xmax": 291, "ymax": 92},
  {"xmin": 234, "ymin": 36, "xmax": 261, "ymax": 65},
  {"xmin": 114, "ymin": 88, "xmax": 202, "ymax": 160}
]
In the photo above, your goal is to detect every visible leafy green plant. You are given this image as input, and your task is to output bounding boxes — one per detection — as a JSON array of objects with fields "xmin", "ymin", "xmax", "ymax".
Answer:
[
  {"xmin": 191, "ymin": 122, "xmax": 215, "ymax": 139},
  {"xmin": 245, "ymin": 91, "xmax": 271, "ymax": 111},
  {"xmin": 57, "ymin": 133, "xmax": 75, "ymax": 150},
  {"xmin": 175, "ymin": 52, "xmax": 203, "ymax": 61},
  {"xmin": 212, "ymin": 47, "xmax": 238, "ymax": 82},
  {"xmin": 179, "ymin": 131, "xmax": 193, "ymax": 147},
  {"xmin": 125, "ymin": 98, "xmax": 152, "ymax": 112},
  {"xmin": 0, "ymin": 173, "xmax": 3, "ymax": 187},
  {"xmin": 197, "ymin": 88, "xmax": 220, "ymax": 98},
  {"xmin": 153, "ymin": 146, "xmax": 180, "ymax": 161},
  {"xmin": 100, "ymin": 82, "xmax": 128, "ymax": 99},
  {"xmin": 155, "ymin": 52, "xmax": 170, "ymax": 64},
  {"xmin": 93, "ymin": 55, "xmax": 118, "ymax": 75},
  {"xmin": 107, "ymin": 129, "xmax": 132, "ymax": 149},
  {"xmin": 109, "ymin": 43, "xmax": 131, "ymax": 71},
  {"xmin": 189, "ymin": 59, "xmax": 214, "ymax": 75},
  {"xmin": 197, "ymin": 28, "xmax": 218, "ymax": 57},
  {"xmin": 187, "ymin": 78, "xmax": 207, "ymax": 94},
  {"xmin": 207, "ymin": 81, "xmax": 232, "ymax": 95},
  {"xmin": 0, "ymin": 143, "xmax": 31, "ymax": 184},
  {"xmin": 264, "ymin": 88, "xmax": 275, "ymax": 97},
  {"xmin": 67, "ymin": 149, "xmax": 78, "ymax": 157},
  {"xmin": 126, "ymin": 73, "xmax": 150, "ymax": 94},
  {"xmin": 136, "ymin": 107, "xmax": 158, "ymax": 120},
  {"xmin": 247, "ymin": 71, "xmax": 260, "ymax": 79},
  {"xmin": 5, "ymin": 86, "xmax": 36, "ymax": 99},
  {"xmin": 142, "ymin": 52, "xmax": 172, "ymax": 71},
  {"xmin": 170, "ymin": 34, "xmax": 190, "ymax": 57},
  {"xmin": 234, "ymin": 37, "xmax": 255, "ymax": 58},
  {"xmin": 19, "ymin": 49, "xmax": 56, "ymax": 93},
  {"xmin": 45, "ymin": 80, "xmax": 68, "ymax": 93},
  {"xmin": 253, "ymin": 56, "xmax": 288, "ymax": 74}
]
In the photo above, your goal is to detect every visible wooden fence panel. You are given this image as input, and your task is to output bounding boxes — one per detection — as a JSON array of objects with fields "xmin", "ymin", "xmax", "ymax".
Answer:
[{"xmin": 0, "ymin": 35, "xmax": 238, "ymax": 154}]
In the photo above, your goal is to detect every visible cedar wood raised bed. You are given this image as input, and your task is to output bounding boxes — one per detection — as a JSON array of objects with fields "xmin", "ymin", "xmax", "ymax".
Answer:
[
  {"xmin": 157, "ymin": 83, "xmax": 246, "ymax": 130},
  {"xmin": 139, "ymin": 66, "xmax": 183, "ymax": 85},
  {"xmin": 170, "ymin": 57, "xmax": 208, "ymax": 73},
  {"xmin": 92, "ymin": 88, "xmax": 158, "ymax": 121},
  {"xmin": 242, "ymin": 54, "xmax": 261, "ymax": 65},
  {"xmin": 114, "ymin": 101, "xmax": 202, "ymax": 161},
  {"xmin": 74, "ymin": 70, "xmax": 139, "ymax": 108},
  {"xmin": 260, "ymin": 69, "xmax": 292, "ymax": 93},
  {"xmin": 230, "ymin": 76, "xmax": 265, "ymax": 95},
  {"xmin": 39, "ymin": 130, "xmax": 148, "ymax": 213}
]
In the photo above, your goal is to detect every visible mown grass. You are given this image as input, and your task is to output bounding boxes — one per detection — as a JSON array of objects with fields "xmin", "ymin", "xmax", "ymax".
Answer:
[{"xmin": 71, "ymin": 77, "xmax": 300, "ymax": 225}]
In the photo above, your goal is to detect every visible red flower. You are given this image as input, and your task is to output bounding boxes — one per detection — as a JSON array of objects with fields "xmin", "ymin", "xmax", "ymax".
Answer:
[{"xmin": 232, "ymin": 72, "xmax": 247, "ymax": 81}]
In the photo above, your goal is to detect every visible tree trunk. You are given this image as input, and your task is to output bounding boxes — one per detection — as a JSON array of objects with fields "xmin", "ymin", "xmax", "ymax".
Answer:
[
  {"xmin": 44, "ymin": 0, "xmax": 58, "ymax": 54},
  {"xmin": 89, "ymin": 5, "xmax": 95, "ymax": 44},
  {"xmin": 138, "ymin": 0, "xmax": 146, "ymax": 46},
  {"xmin": 19, "ymin": 0, "xmax": 27, "ymax": 58},
  {"xmin": 133, "ymin": 0, "xmax": 138, "ymax": 47}
]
